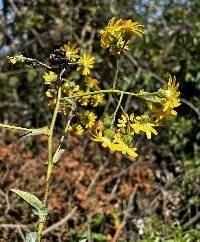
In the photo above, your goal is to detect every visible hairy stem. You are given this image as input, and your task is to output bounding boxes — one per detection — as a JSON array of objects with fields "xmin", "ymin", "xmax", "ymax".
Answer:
[{"xmin": 36, "ymin": 86, "xmax": 62, "ymax": 242}]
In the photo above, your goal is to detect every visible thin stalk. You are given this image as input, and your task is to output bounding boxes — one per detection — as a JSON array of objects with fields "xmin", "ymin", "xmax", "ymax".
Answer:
[
  {"xmin": 62, "ymin": 89, "xmax": 159, "ymax": 103},
  {"xmin": 0, "ymin": 123, "xmax": 42, "ymax": 132},
  {"xmin": 25, "ymin": 57, "xmax": 51, "ymax": 70},
  {"xmin": 112, "ymin": 38, "xmax": 128, "ymax": 90},
  {"xmin": 56, "ymin": 117, "xmax": 72, "ymax": 152},
  {"xmin": 112, "ymin": 57, "xmax": 120, "ymax": 90},
  {"xmin": 112, "ymin": 93, "xmax": 124, "ymax": 122},
  {"xmin": 36, "ymin": 86, "xmax": 62, "ymax": 242}
]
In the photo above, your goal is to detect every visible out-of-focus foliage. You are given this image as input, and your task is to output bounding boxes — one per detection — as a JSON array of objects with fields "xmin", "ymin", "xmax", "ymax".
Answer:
[{"xmin": 0, "ymin": 0, "xmax": 200, "ymax": 241}]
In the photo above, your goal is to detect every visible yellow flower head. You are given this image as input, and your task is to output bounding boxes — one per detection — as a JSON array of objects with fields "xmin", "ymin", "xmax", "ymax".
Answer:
[
  {"xmin": 91, "ymin": 129, "xmax": 138, "ymax": 157},
  {"xmin": 60, "ymin": 42, "xmax": 80, "ymax": 62},
  {"xmin": 162, "ymin": 75, "xmax": 181, "ymax": 112},
  {"xmin": 48, "ymin": 97, "xmax": 57, "ymax": 109},
  {"xmin": 43, "ymin": 71, "xmax": 57, "ymax": 85},
  {"xmin": 80, "ymin": 111, "xmax": 97, "ymax": 129},
  {"xmin": 91, "ymin": 130, "xmax": 112, "ymax": 148},
  {"xmin": 117, "ymin": 113, "xmax": 129, "ymax": 128},
  {"xmin": 76, "ymin": 90, "xmax": 90, "ymax": 106},
  {"xmin": 62, "ymin": 78, "xmax": 79, "ymax": 96},
  {"xmin": 131, "ymin": 115, "xmax": 158, "ymax": 139},
  {"xmin": 77, "ymin": 53, "xmax": 94, "ymax": 76},
  {"xmin": 120, "ymin": 19, "xmax": 144, "ymax": 38},
  {"xmin": 84, "ymin": 76, "xmax": 100, "ymax": 90},
  {"xmin": 149, "ymin": 75, "xmax": 181, "ymax": 122},
  {"xmin": 100, "ymin": 17, "xmax": 123, "ymax": 49},
  {"xmin": 100, "ymin": 17, "xmax": 144, "ymax": 55},
  {"xmin": 68, "ymin": 124, "xmax": 84, "ymax": 136},
  {"xmin": 116, "ymin": 141, "xmax": 138, "ymax": 157},
  {"xmin": 91, "ymin": 94, "xmax": 105, "ymax": 107}
]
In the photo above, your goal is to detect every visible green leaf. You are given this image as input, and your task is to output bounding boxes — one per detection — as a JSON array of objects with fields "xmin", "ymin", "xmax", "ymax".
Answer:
[
  {"xmin": 53, "ymin": 148, "xmax": 65, "ymax": 164},
  {"xmin": 10, "ymin": 189, "xmax": 48, "ymax": 222},
  {"xmin": 91, "ymin": 232, "xmax": 107, "ymax": 241},
  {"xmin": 26, "ymin": 231, "xmax": 37, "ymax": 242},
  {"xmin": 19, "ymin": 127, "xmax": 49, "ymax": 139},
  {"xmin": 79, "ymin": 240, "xmax": 87, "ymax": 242}
]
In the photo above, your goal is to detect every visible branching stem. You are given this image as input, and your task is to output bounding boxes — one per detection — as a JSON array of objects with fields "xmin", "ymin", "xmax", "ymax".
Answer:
[
  {"xmin": 36, "ymin": 86, "xmax": 62, "ymax": 242},
  {"xmin": 62, "ymin": 89, "xmax": 159, "ymax": 104}
]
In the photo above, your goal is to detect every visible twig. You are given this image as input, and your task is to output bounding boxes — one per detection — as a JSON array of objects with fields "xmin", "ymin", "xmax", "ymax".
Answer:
[
  {"xmin": 42, "ymin": 207, "xmax": 77, "ymax": 235},
  {"xmin": 111, "ymin": 185, "xmax": 138, "ymax": 242},
  {"xmin": 183, "ymin": 212, "xmax": 200, "ymax": 229},
  {"xmin": 181, "ymin": 98, "xmax": 200, "ymax": 118},
  {"xmin": 0, "ymin": 224, "xmax": 31, "ymax": 228}
]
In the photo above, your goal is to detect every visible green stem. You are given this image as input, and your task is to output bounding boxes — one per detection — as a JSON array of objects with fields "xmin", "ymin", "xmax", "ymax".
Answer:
[
  {"xmin": 112, "ymin": 93, "xmax": 124, "ymax": 122},
  {"xmin": 26, "ymin": 57, "xmax": 51, "ymax": 70},
  {"xmin": 36, "ymin": 86, "xmax": 62, "ymax": 242},
  {"xmin": 0, "ymin": 123, "xmax": 42, "ymax": 132},
  {"xmin": 112, "ymin": 57, "xmax": 120, "ymax": 90},
  {"xmin": 56, "ymin": 117, "xmax": 72, "ymax": 152},
  {"xmin": 112, "ymin": 38, "xmax": 128, "ymax": 90},
  {"xmin": 62, "ymin": 89, "xmax": 159, "ymax": 104}
]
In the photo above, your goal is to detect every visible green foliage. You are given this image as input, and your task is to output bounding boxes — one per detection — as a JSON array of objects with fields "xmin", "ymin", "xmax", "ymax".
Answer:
[
  {"xmin": 11, "ymin": 189, "xmax": 48, "ymax": 223},
  {"xmin": 26, "ymin": 232, "xmax": 37, "ymax": 242},
  {"xmin": 142, "ymin": 219, "xmax": 200, "ymax": 242}
]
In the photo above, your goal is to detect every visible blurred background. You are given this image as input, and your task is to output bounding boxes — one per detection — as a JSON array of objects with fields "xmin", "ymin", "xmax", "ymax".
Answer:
[{"xmin": 0, "ymin": 0, "xmax": 200, "ymax": 241}]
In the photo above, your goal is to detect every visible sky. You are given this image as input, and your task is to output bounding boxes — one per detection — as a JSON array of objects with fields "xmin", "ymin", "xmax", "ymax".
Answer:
[{"xmin": 0, "ymin": 0, "xmax": 2, "ymax": 14}]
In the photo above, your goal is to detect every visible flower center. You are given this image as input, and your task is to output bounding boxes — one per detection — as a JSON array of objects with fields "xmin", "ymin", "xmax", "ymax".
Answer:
[{"xmin": 166, "ymin": 90, "xmax": 171, "ymax": 98}]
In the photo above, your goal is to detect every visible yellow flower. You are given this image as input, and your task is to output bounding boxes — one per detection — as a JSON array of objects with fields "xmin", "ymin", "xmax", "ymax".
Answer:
[
  {"xmin": 48, "ymin": 97, "xmax": 57, "ymax": 109},
  {"xmin": 162, "ymin": 75, "xmax": 181, "ymax": 112},
  {"xmin": 68, "ymin": 124, "xmax": 84, "ymax": 136},
  {"xmin": 100, "ymin": 17, "xmax": 144, "ymax": 55},
  {"xmin": 77, "ymin": 53, "xmax": 94, "ymax": 76},
  {"xmin": 116, "ymin": 141, "xmax": 138, "ymax": 157},
  {"xmin": 46, "ymin": 88, "xmax": 56, "ymax": 98},
  {"xmin": 80, "ymin": 111, "xmax": 97, "ymax": 129},
  {"xmin": 149, "ymin": 75, "xmax": 181, "ymax": 122},
  {"xmin": 100, "ymin": 17, "xmax": 123, "ymax": 49},
  {"xmin": 91, "ymin": 129, "xmax": 137, "ymax": 157},
  {"xmin": 91, "ymin": 130, "xmax": 113, "ymax": 148},
  {"xmin": 84, "ymin": 77, "xmax": 100, "ymax": 90},
  {"xmin": 120, "ymin": 19, "xmax": 144, "ymax": 38},
  {"xmin": 43, "ymin": 71, "xmax": 57, "ymax": 85},
  {"xmin": 76, "ymin": 90, "xmax": 90, "ymax": 106},
  {"xmin": 117, "ymin": 113, "xmax": 129, "ymax": 128},
  {"xmin": 62, "ymin": 78, "xmax": 79, "ymax": 96},
  {"xmin": 91, "ymin": 94, "xmax": 105, "ymax": 107},
  {"xmin": 60, "ymin": 42, "xmax": 79, "ymax": 62},
  {"xmin": 131, "ymin": 115, "xmax": 158, "ymax": 139}
]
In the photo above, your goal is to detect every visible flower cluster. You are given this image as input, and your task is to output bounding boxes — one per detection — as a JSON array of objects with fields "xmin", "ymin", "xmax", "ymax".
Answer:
[
  {"xmin": 100, "ymin": 17, "xmax": 144, "ymax": 55},
  {"xmin": 42, "ymin": 42, "xmax": 104, "ymax": 136},
  {"xmin": 8, "ymin": 18, "xmax": 181, "ymax": 159},
  {"xmin": 91, "ymin": 75, "xmax": 181, "ymax": 157}
]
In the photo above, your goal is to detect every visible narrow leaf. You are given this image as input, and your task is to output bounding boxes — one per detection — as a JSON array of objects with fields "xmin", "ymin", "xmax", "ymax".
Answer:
[
  {"xmin": 11, "ymin": 189, "xmax": 48, "ymax": 222},
  {"xmin": 11, "ymin": 189, "xmax": 44, "ymax": 210},
  {"xmin": 19, "ymin": 127, "xmax": 49, "ymax": 139},
  {"xmin": 26, "ymin": 231, "xmax": 37, "ymax": 242},
  {"xmin": 53, "ymin": 148, "xmax": 65, "ymax": 164}
]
